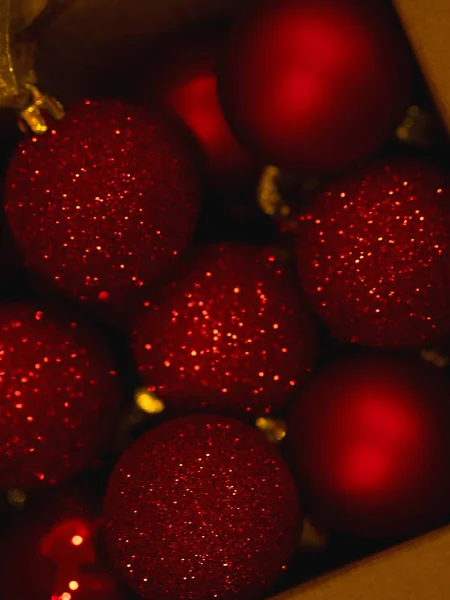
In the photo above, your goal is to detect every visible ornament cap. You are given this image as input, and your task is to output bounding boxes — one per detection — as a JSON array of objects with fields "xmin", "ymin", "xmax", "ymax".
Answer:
[
  {"xmin": 395, "ymin": 105, "xmax": 440, "ymax": 148},
  {"xmin": 257, "ymin": 165, "xmax": 321, "ymax": 221},
  {"xmin": 17, "ymin": 82, "xmax": 65, "ymax": 133},
  {"xmin": 299, "ymin": 517, "xmax": 328, "ymax": 553},
  {"xmin": 255, "ymin": 417, "xmax": 287, "ymax": 443}
]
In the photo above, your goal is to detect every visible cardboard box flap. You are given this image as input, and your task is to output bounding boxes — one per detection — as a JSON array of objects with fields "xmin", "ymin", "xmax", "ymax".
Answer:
[
  {"xmin": 272, "ymin": 525, "xmax": 450, "ymax": 599},
  {"xmin": 394, "ymin": 0, "xmax": 450, "ymax": 132}
]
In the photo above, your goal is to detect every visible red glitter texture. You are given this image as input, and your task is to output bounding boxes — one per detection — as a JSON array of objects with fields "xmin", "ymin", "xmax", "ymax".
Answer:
[
  {"xmin": 218, "ymin": 0, "xmax": 412, "ymax": 173},
  {"xmin": 286, "ymin": 352, "xmax": 450, "ymax": 540},
  {"xmin": 103, "ymin": 414, "xmax": 301, "ymax": 600},
  {"xmin": 133, "ymin": 243, "xmax": 318, "ymax": 418},
  {"xmin": 0, "ymin": 485, "xmax": 126, "ymax": 600},
  {"xmin": 4, "ymin": 99, "xmax": 200, "ymax": 321},
  {"xmin": 0, "ymin": 302, "xmax": 121, "ymax": 488},
  {"xmin": 296, "ymin": 158, "xmax": 450, "ymax": 348}
]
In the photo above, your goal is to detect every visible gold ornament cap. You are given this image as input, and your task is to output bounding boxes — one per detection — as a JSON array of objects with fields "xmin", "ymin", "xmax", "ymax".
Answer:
[{"xmin": 255, "ymin": 417, "xmax": 287, "ymax": 443}]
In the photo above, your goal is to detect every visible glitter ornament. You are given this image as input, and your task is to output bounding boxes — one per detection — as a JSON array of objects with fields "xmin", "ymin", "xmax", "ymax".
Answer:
[
  {"xmin": 0, "ymin": 302, "xmax": 121, "ymax": 489},
  {"xmin": 286, "ymin": 352, "xmax": 450, "ymax": 540},
  {"xmin": 103, "ymin": 414, "xmax": 301, "ymax": 600},
  {"xmin": 219, "ymin": 0, "xmax": 413, "ymax": 173},
  {"xmin": 0, "ymin": 484, "xmax": 127, "ymax": 600},
  {"xmin": 139, "ymin": 27, "xmax": 253, "ymax": 186},
  {"xmin": 296, "ymin": 158, "xmax": 450, "ymax": 348},
  {"xmin": 4, "ymin": 99, "xmax": 200, "ymax": 322},
  {"xmin": 133, "ymin": 243, "xmax": 318, "ymax": 418}
]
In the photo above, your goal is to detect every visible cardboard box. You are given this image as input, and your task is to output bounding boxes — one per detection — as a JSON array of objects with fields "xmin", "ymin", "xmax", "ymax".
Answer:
[
  {"xmin": 272, "ymin": 526, "xmax": 450, "ymax": 599},
  {"xmin": 394, "ymin": 0, "xmax": 450, "ymax": 133}
]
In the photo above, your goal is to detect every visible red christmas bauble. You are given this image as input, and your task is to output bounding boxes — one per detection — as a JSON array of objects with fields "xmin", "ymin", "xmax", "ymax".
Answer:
[
  {"xmin": 103, "ymin": 414, "xmax": 301, "ymax": 600},
  {"xmin": 4, "ymin": 99, "xmax": 200, "ymax": 322},
  {"xmin": 133, "ymin": 243, "xmax": 318, "ymax": 418},
  {"xmin": 0, "ymin": 484, "xmax": 127, "ymax": 600},
  {"xmin": 139, "ymin": 27, "xmax": 253, "ymax": 186},
  {"xmin": 219, "ymin": 0, "xmax": 413, "ymax": 173},
  {"xmin": 286, "ymin": 352, "xmax": 450, "ymax": 540},
  {"xmin": 0, "ymin": 302, "xmax": 121, "ymax": 488},
  {"xmin": 295, "ymin": 158, "xmax": 450, "ymax": 348}
]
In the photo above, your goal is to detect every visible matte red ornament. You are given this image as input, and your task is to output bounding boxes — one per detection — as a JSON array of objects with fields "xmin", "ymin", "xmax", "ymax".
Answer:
[
  {"xmin": 0, "ymin": 484, "xmax": 127, "ymax": 600},
  {"xmin": 219, "ymin": 0, "xmax": 413, "ymax": 173},
  {"xmin": 296, "ymin": 158, "xmax": 450, "ymax": 348},
  {"xmin": 103, "ymin": 414, "xmax": 301, "ymax": 600},
  {"xmin": 287, "ymin": 352, "xmax": 450, "ymax": 540},
  {"xmin": 0, "ymin": 302, "xmax": 121, "ymax": 489},
  {"xmin": 139, "ymin": 27, "xmax": 253, "ymax": 186},
  {"xmin": 133, "ymin": 243, "xmax": 318, "ymax": 418},
  {"xmin": 4, "ymin": 99, "xmax": 200, "ymax": 322}
]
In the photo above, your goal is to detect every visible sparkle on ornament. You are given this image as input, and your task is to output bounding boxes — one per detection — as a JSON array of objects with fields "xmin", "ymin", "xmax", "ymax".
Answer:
[
  {"xmin": 296, "ymin": 159, "xmax": 450, "ymax": 347},
  {"xmin": 5, "ymin": 99, "xmax": 199, "ymax": 318},
  {"xmin": 0, "ymin": 303, "xmax": 120, "ymax": 489},
  {"xmin": 104, "ymin": 415, "xmax": 300, "ymax": 600},
  {"xmin": 133, "ymin": 244, "xmax": 317, "ymax": 417},
  {"xmin": 71, "ymin": 535, "xmax": 83, "ymax": 546}
]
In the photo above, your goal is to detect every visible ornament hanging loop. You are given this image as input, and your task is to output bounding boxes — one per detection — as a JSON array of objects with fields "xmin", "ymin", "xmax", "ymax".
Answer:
[{"xmin": 0, "ymin": 0, "xmax": 64, "ymax": 134}]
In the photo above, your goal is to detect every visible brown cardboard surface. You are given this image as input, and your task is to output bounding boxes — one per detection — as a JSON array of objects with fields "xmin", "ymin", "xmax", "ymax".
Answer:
[
  {"xmin": 394, "ymin": 0, "xmax": 450, "ymax": 132},
  {"xmin": 271, "ymin": 526, "xmax": 450, "ymax": 599}
]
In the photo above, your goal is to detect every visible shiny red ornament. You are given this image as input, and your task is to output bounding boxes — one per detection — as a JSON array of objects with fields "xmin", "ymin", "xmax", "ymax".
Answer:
[
  {"xmin": 296, "ymin": 158, "xmax": 450, "ymax": 348},
  {"xmin": 287, "ymin": 352, "xmax": 450, "ymax": 540},
  {"xmin": 103, "ymin": 414, "xmax": 301, "ymax": 600},
  {"xmin": 219, "ymin": 0, "xmax": 413, "ymax": 173},
  {"xmin": 0, "ymin": 302, "xmax": 120, "ymax": 488},
  {"xmin": 139, "ymin": 28, "xmax": 253, "ymax": 186},
  {"xmin": 0, "ymin": 484, "xmax": 127, "ymax": 600},
  {"xmin": 4, "ymin": 99, "xmax": 200, "ymax": 321},
  {"xmin": 133, "ymin": 243, "xmax": 318, "ymax": 418}
]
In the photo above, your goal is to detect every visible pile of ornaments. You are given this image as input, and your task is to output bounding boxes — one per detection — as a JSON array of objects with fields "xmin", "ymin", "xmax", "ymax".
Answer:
[{"xmin": 2, "ymin": 1, "xmax": 450, "ymax": 599}]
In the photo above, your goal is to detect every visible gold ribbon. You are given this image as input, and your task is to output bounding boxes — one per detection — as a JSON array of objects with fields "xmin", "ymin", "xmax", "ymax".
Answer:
[
  {"xmin": 0, "ymin": 0, "xmax": 19, "ymax": 102},
  {"xmin": 0, "ymin": 0, "xmax": 65, "ymax": 133}
]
